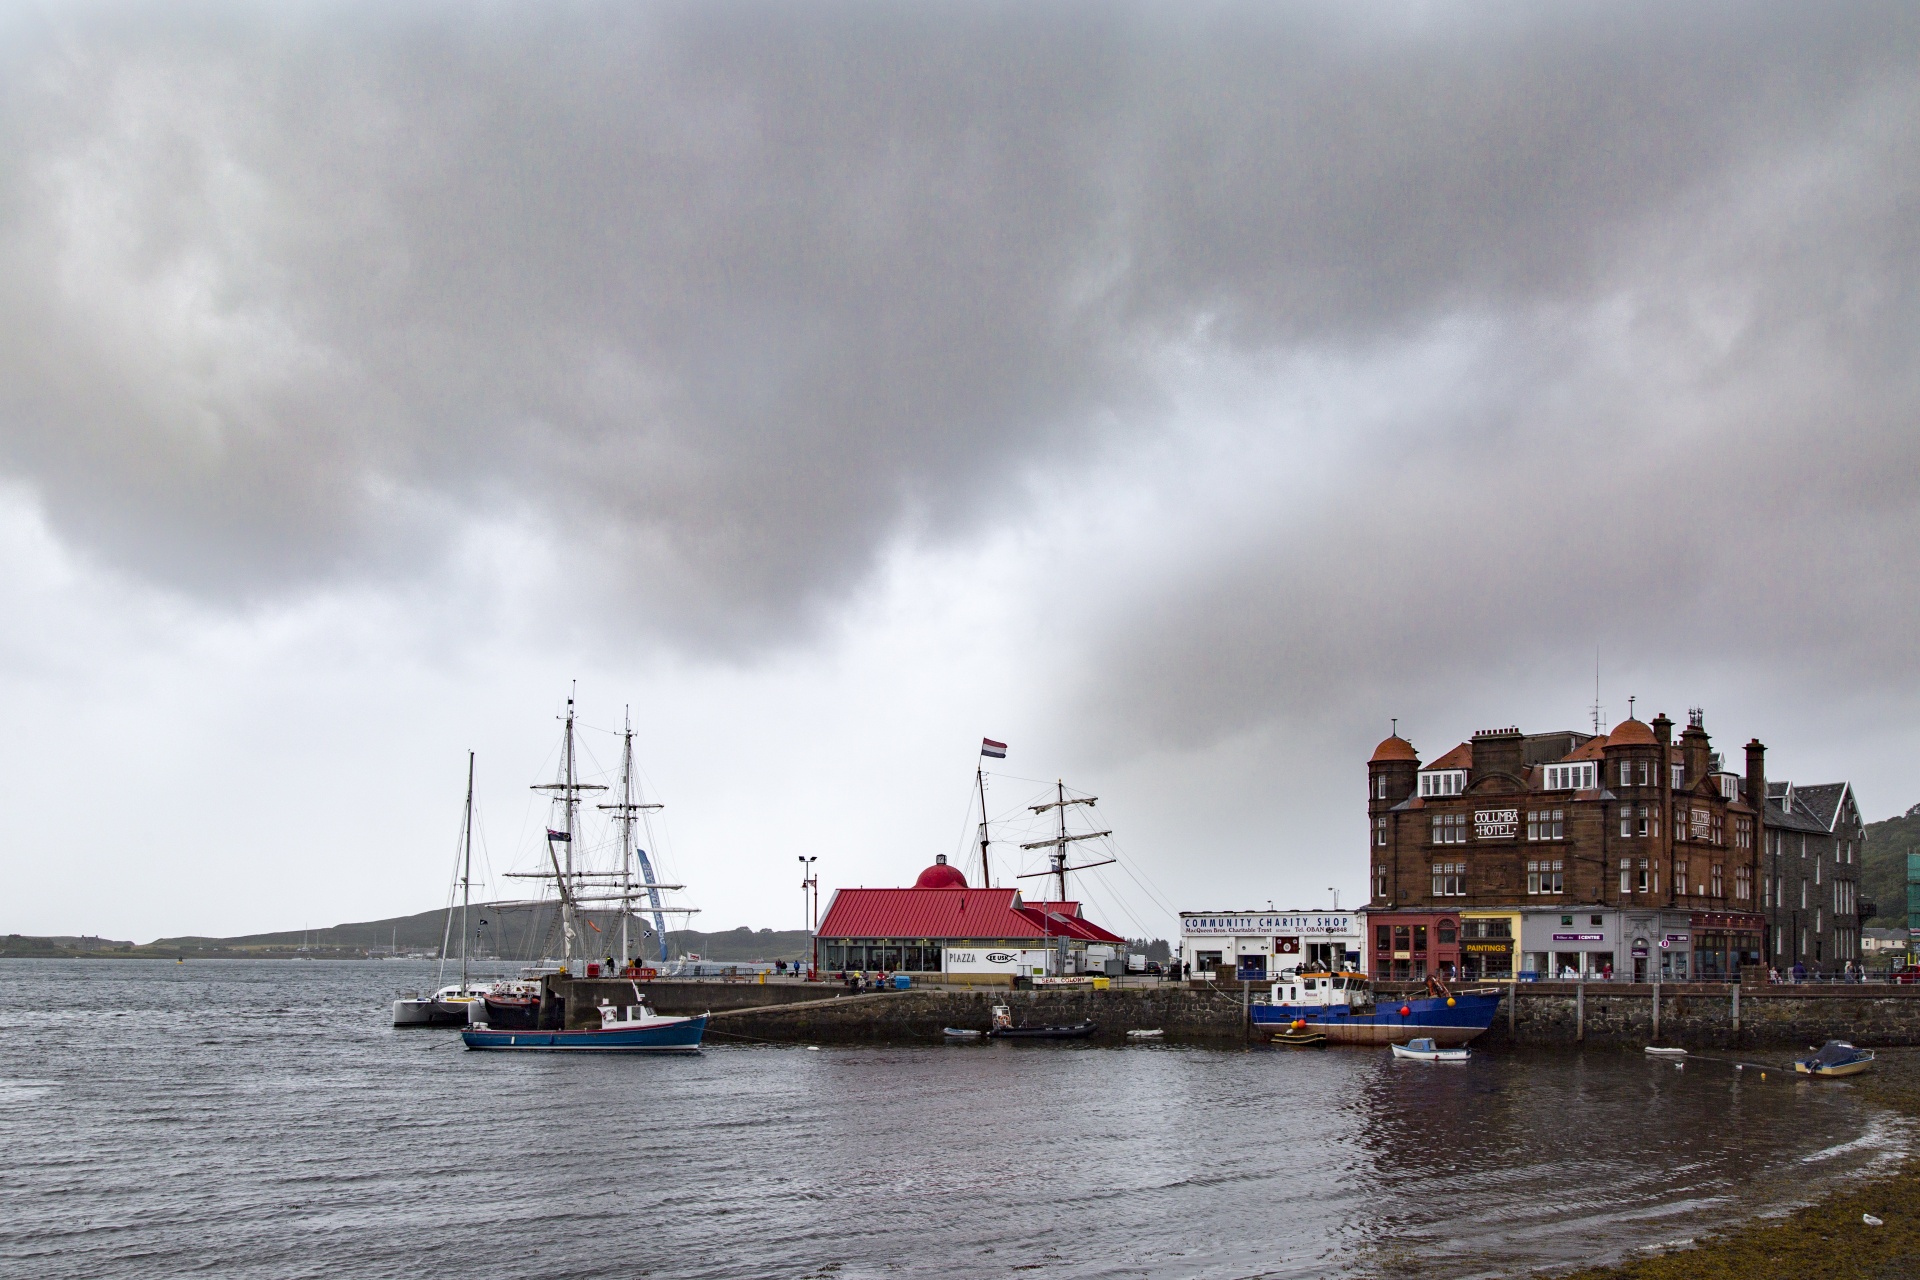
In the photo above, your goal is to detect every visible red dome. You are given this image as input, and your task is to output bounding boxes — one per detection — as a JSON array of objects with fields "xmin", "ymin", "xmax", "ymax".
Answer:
[
  {"xmin": 1370, "ymin": 735, "xmax": 1418, "ymax": 764},
  {"xmin": 914, "ymin": 856, "xmax": 968, "ymax": 888},
  {"xmin": 1608, "ymin": 717, "xmax": 1657, "ymax": 746}
]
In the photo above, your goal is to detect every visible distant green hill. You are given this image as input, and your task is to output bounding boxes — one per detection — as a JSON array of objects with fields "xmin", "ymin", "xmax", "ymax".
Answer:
[
  {"xmin": 1863, "ymin": 803, "xmax": 1920, "ymax": 929},
  {"xmin": 143, "ymin": 903, "xmax": 811, "ymax": 961},
  {"xmin": 1, "ymin": 935, "xmax": 136, "ymax": 958}
]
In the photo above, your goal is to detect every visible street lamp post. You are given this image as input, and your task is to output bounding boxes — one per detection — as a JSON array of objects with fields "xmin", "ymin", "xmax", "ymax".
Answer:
[
  {"xmin": 798, "ymin": 856, "xmax": 819, "ymax": 980},
  {"xmin": 798, "ymin": 857, "xmax": 819, "ymax": 932}
]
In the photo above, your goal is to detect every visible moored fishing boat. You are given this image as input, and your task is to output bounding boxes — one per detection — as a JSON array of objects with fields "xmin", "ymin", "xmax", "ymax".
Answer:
[
  {"xmin": 464, "ymin": 995, "xmax": 706, "ymax": 1052},
  {"xmin": 1793, "ymin": 1041, "xmax": 1875, "ymax": 1078},
  {"xmin": 1248, "ymin": 972, "xmax": 1501, "ymax": 1047}
]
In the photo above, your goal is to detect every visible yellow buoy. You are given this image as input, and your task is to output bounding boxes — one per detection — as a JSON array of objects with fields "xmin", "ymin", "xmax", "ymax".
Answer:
[{"xmin": 1446, "ymin": 997, "xmax": 1456, "ymax": 1007}]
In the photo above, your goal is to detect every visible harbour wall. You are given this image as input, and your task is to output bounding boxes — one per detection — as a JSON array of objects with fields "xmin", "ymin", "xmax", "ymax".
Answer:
[
  {"xmin": 546, "ymin": 976, "xmax": 1920, "ymax": 1047},
  {"xmin": 1447, "ymin": 980, "xmax": 1920, "ymax": 1050}
]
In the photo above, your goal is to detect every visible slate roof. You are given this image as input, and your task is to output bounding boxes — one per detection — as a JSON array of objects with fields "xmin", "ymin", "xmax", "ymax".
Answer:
[
  {"xmin": 1764, "ymin": 781, "xmax": 1834, "ymax": 836},
  {"xmin": 1788, "ymin": 783, "xmax": 1850, "ymax": 832}
]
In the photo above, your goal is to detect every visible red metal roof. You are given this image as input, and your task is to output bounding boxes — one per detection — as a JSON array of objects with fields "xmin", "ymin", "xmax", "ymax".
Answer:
[
  {"xmin": 1424, "ymin": 743, "xmax": 1472, "ymax": 771},
  {"xmin": 815, "ymin": 887, "xmax": 1124, "ymax": 944}
]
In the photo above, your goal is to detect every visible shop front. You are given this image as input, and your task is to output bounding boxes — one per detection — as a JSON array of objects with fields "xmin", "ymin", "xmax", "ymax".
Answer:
[
  {"xmin": 1689, "ymin": 911, "xmax": 1765, "ymax": 980},
  {"xmin": 1179, "ymin": 910, "xmax": 1363, "ymax": 980},
  {"xmin": 1459, "ymin": 910, "xmax": 1517, "ymax": 980},
  {"xmin": 1618, "ymin": 911, "xmax": 1699, "ymax": 981},
  {"xmin": 1518, "ymin": 908, "xmax": 1618, "ymax": 980},
  {"xmin": 1366, "ymin": 910, "xmax": 1462, "ymax": 982}
]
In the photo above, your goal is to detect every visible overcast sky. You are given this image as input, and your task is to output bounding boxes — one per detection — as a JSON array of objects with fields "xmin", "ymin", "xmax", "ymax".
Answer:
[{"xmin": 3, "ymin": 2, "xmax": 1917, "ymax": 944}]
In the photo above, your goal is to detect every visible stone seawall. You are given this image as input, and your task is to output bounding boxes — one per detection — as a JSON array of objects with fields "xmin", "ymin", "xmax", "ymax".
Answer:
[
  {"xmin": 546, "ymin": 976, "xmax": 1920, "ymax": 1048},
  {"xmin": 1379, "ymin": 981, "xmax": 1920, "ymax": 1050},
  {"xmin": 700, "ymin": 985, "xmax": 1250, "ymax": 1046}
]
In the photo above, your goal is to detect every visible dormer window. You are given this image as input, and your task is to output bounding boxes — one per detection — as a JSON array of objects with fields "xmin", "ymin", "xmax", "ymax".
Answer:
[
  {"xmin": 1544, "ymin": 763, "xmax": 1594, "ymax": 791},
  {"xmin": 1717, "ymin": 774, "xmax": 1739, "ymax": 802},
  {"xmin": 1672, "ymin": 763, "xmax": 1685, "ymax": 790},
  {"xmin": 1419, "ymin": 770, "xmax": 1467, "ymax": 797}
]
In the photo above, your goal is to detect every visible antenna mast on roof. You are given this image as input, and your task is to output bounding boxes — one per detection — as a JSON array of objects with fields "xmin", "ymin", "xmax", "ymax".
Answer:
[{"xmin": 1590, "ymin": 649, "xmax": 1603, "ymax": 736}]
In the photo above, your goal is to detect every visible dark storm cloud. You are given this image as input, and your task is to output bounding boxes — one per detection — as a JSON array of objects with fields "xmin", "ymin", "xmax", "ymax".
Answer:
[{"xmin": 0, "ymin": 0, "xmax": 1916, "ymax": 651}]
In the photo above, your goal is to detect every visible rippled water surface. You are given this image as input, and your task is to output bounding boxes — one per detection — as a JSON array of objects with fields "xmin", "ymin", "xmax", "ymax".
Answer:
[{"xmin": 0, "ymin": 960, "xmax": 1907, "ymax": 1279}]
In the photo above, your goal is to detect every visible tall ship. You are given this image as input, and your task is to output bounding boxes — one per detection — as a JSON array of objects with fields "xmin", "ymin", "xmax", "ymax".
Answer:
[
  {"xmin": 1248, "ymin": 972, "xmax": 1503, "ymax": 1046},
  {"xmin": 462, "ymin": 692, "xmax": 708, "ymax": 1052}
]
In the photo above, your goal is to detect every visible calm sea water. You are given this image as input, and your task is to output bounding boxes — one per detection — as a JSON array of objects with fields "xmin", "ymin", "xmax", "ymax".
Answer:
[{"xmin": 0, "ymin": 960, "xmax": 1907, "ymax": 1280}]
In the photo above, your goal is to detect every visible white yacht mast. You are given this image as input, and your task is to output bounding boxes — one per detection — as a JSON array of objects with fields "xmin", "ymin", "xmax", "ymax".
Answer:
[{"xmin": 460, "ymin": 750, "xmax": 474, "ymax": 991}]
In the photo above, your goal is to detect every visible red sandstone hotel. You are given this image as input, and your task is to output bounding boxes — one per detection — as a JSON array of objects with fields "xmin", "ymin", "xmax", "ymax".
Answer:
[{"xmin": 1366, "ymin": 710, "xmax": 1865, "ymax": 980}]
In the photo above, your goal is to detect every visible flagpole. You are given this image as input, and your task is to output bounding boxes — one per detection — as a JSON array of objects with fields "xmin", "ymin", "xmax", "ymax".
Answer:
[{"xmin": 976, "ymin": 763, "xmax": 992, "ymax": 888}]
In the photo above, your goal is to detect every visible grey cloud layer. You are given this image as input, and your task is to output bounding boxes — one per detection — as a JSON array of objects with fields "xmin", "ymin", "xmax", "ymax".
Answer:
[{"xmin": 1, "ymin": 1, "xmax": 1915, "ymax": 652}]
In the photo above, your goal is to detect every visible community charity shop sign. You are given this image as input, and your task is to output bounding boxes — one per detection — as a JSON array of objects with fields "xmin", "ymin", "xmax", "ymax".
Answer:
[{"xmin": 1181, "ymin": 914, "xmax": 1356, "ymax": 937}]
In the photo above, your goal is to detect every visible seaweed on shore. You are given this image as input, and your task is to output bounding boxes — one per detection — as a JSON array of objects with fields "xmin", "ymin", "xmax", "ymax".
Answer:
[{"xmin": 1554, "ymin": 1049, "xmax": 1920, "ymax": 1280}]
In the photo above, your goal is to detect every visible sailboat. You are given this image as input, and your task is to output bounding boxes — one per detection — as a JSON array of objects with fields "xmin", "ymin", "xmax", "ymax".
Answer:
[
  {"xmin": 393, "ymin": 753, "xmax": 490, "ymax": 1028},
  {"xmin": 462, "ymin": 693, "xmax": 707, "ymax": 1052}
]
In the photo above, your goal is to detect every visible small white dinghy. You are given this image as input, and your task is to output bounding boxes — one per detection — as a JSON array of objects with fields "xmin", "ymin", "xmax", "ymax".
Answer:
[
  {"xmin": 1644, "ymin": 1046, "xmax": 1688, "ymax": 1058},
  {"xmin": 1391, "ymin": 1036, "xmax": 1470, "ymax": 1063},
  {"xmin": 1127, "ymin": 1029, "xmax": 1164, "ymax": 1039}
]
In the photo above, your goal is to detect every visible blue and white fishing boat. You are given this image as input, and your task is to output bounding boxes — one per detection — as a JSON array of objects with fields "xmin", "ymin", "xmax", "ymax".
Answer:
[
  {"xmin": 464, "ymin": 995, "xmax": 707, "ymax": 1052},
  {"xmin": 1249, "ymin": 972, "xmax": 1502, "ymax": 1046}
]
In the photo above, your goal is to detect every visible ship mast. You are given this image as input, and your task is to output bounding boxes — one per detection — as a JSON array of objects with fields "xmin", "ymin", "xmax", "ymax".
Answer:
[
  {"xmin": 1019, "ymin": 780, "xmax": 1113, "ymax": 973},
  {"xmin": 596, "ymin": 704, "xmax": 666, "ymax": 967},
  {"xmin": 619, "ymin": 711, "xmax": 633, "ymax": 968},
  {"xmin": 460, "ymin": 750, "xmax": 474, "ymax": 991},
  {"xmin": 530, "ymin": 692, "xmax": 605, "ymax": 971}
]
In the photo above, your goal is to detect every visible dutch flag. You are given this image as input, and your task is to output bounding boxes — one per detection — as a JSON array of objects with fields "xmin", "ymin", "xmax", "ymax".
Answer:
[{"xmin": 980, "ymin": 738, "xmax": 1008, "ymax": 759}]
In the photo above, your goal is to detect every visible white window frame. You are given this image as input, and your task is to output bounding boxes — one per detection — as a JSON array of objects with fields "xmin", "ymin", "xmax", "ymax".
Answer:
[{"xmin": 1545, "ymin": 763, "xmax": 1594, "ymax": 792}]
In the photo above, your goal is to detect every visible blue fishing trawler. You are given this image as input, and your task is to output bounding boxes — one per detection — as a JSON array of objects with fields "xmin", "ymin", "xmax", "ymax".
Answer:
[
  {"xmin": 1249, "ymin": 972, "xmax": 1501, "ymax": 1046},
  {"xmin": 462, "ymin": 997, "xmax": 707, "ymax": 1052}
]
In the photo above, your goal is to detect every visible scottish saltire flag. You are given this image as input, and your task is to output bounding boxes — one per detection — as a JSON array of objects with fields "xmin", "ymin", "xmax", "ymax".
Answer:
[
  {"xmin": 980, "ymin": 738, "xmax": 1007, "ymax": 759},
  {"xmin": 546, "ymin": 828, "xmax": 571, "ymax": 842}
]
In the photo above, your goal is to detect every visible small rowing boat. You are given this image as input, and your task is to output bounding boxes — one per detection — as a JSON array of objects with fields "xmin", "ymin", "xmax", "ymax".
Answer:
[
  {"xmin": 1644, "ymin": 1046, "xmax": 1688, "ymax": 1058},
  {"xmin": 1126, "ymin": 1029, "xmax": 1164, "ymax": 1039},
  {"xmin": 1793, "ymin": 1041, "xmax": 1875, "ymax": 1078},
  {"xmin": 943, "ymin": 1027, "xmax": 983, "ymax": 1038},
  {"xmin": 1391, "ymin": 1037, "xmax": 1470, "ymax": 1062}
]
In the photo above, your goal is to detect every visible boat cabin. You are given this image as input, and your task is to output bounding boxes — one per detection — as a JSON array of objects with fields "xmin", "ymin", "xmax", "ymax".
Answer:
[{"xmin": 1263, "ymin": 970, "xmax": 1374, "ymax": 1010}]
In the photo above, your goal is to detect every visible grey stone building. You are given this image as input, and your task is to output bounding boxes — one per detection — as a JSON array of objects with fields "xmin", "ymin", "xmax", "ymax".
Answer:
[{"xmin": 1763, "ymin": 780, "xmax": 1865, "ymax": 971}]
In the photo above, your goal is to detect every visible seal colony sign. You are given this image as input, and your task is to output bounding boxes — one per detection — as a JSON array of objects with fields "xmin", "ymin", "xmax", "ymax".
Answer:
[{"xmin": 1473, "ymin": 808, "xmax": 1519, "ymax": 840}]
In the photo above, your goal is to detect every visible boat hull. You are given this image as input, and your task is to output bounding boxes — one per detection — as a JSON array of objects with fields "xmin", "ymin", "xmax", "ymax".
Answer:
[
  {"xmin": 461, "ymin": 1015, "xmax": 707, "ymax": 1052},
  {"xmin": 480, "ymin": 995, "xmax": 541, "ymax": 1030},
  {"xmin": 1250, "ymin": 990, "xmax": 1503, "ymax": 1047},
  {"xmin": 393, "ymin": 998, "xmax": 467, "ymax": 1028},
  {"xmin": 990, "ymin": 1022, "xmax": 1097, "ymax": 1040},
  {"xmin": 1795, "ymin": 1058, "xmax": 1873, "ymax": 1077}
]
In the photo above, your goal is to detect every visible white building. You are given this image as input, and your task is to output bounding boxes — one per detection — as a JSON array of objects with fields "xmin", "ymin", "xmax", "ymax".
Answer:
[{"xmin": 1179, "ymin": 910, "xmax": 1364, "ymax": 979}]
